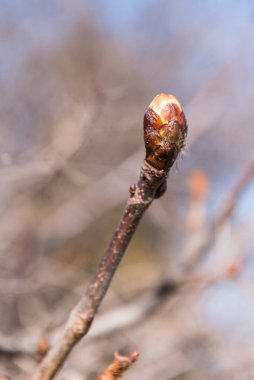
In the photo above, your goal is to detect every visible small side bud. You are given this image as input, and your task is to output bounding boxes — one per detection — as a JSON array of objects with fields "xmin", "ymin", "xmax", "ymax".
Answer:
[{"xmin": 144, "ymin": 94, "xmax": 187, "ymax": 171}]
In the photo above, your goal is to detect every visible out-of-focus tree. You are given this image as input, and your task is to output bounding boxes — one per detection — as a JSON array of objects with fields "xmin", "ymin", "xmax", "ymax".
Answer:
[{"xmin": 0, "ymin": 1, "xmax": 254, "ymax": 379}]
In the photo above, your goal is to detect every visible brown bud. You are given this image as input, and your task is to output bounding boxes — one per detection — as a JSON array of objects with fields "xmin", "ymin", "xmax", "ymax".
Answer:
[
  {"xmin": 37, "ymin": 337, "xmax": 50, "ymax": 359},
  {"xmin": 144, "ymin": 94, "xmax": 187, "ymax": 171}
]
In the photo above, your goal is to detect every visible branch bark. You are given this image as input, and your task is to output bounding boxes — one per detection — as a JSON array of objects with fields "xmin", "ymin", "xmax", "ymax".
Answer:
[{"xmin": 30, "ymin": 94, "xmax": 187, "ymax": 380}]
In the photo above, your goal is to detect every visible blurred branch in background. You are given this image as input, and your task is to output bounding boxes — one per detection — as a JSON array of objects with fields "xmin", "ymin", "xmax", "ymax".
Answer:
[
  {"xmin": 96, "ymin": 351, "xmax": 139, "ymax": 380},
  {"xmin": 179, "ymin": 151, "xmax": 254, "ymax": 274},
  {"xmin": 0, "ymin": 143, "xmax": 253, "ymax": 380},
  {"xmin": 1, "ymin": 1, "xmax": 254, "ymax": 380}
]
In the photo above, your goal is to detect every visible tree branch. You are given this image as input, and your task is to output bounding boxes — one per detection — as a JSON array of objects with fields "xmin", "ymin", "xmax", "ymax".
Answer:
[
  {"xmin": 96, "ymin": 351, "xmax": 139, "ymax": 380},
  {"xmin": 30, "ymin": 94, "xmax": 187, "ymax": 380}
]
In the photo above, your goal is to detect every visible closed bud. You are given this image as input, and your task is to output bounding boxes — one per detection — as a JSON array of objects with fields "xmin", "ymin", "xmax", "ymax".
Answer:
[{"xmin": 144, "ymin": 94, "xmax": 187, "ymax": 171}]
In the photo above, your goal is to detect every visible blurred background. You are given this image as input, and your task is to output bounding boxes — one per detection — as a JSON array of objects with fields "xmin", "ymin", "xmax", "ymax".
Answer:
[{"xmin": 1, "ymin": 1, "xmax": 254, "ymax": 379}]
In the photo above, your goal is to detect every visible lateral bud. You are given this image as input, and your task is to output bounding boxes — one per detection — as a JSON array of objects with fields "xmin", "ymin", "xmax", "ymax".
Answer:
[{"xmin": 144, "ymin": 93, "xmax": 188, "ymax": 171}]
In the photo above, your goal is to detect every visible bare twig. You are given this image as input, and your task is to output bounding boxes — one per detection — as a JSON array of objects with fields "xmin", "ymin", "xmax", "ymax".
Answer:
[
  {"xmin": 0, "ymin": 151, "xmax": 251, "ymax": 375},
  {"xmin": 3, "ymin": 154, "xmax": 252, "ymax": 363},
  {"xmin": 96, "ymin": 351, "xmax": 139, "ymax": 380},
  {"xmin": 86, "ymin": 152, "xmax": 254, "ymax": 340},
  {"xmin": 30, "ymin": 94, "xmax": 188, "ymax": 380}
]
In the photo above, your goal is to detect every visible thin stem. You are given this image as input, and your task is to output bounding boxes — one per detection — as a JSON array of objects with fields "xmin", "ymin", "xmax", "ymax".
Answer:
[
  {"xmin": 30, "ymin": 161, "xmax": 167, "ymax": 380},
  {"xmin": 30, "ymin": 93, "xmax": 187, "ymax": 380},
  {"xmin": 96, "ymin": 350, "xmax": 139, "ymax": 380}
]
